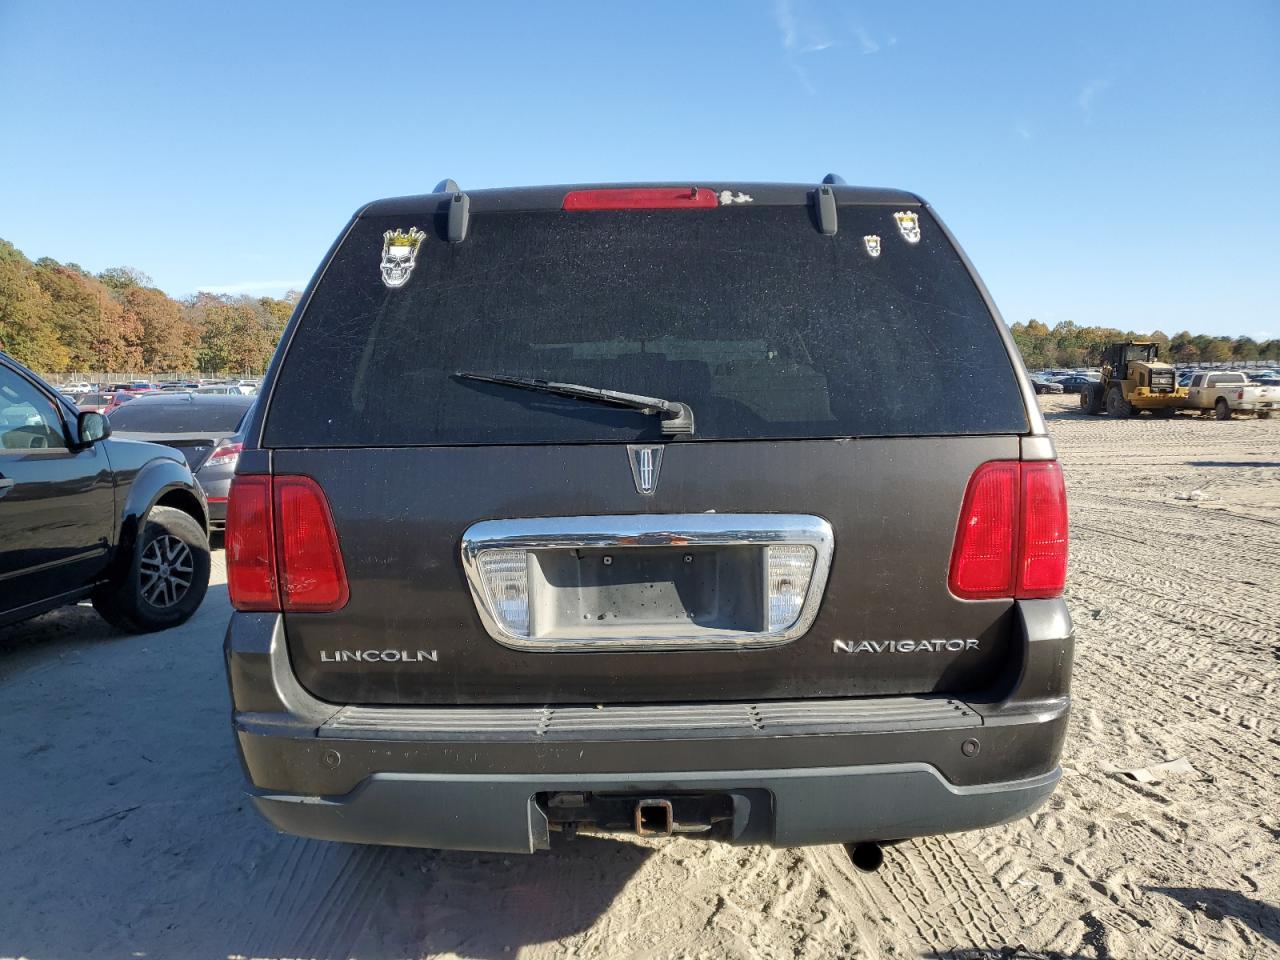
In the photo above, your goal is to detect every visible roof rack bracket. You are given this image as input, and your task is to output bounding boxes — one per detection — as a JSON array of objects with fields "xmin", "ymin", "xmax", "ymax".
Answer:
[
  {"xmin": 447, "ymin": 191, "xmax": 470, "ymax": 242},
  {"xmin": 812, "ymin": 184, "xmax": 838, "ymax": 236}
]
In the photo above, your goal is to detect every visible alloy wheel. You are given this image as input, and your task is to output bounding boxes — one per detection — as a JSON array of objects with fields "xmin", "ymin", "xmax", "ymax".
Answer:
[{"xmin": 139, "ymin": 534, "xmax": 194, "ymax": 608}]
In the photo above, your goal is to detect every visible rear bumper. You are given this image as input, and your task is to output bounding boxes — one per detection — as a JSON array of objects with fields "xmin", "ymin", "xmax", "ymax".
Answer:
[
  {"xmin": 250, "ymin": 764, "xmax": 1060, "ymax": 853},
  {"xmin": 224, "ymin": 600, "xmax": 1073, "ymax": 853}
]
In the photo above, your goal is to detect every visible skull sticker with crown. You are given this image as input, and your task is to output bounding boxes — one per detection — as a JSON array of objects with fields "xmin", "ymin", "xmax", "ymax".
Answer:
[
  {"xmin": 380, "ymin": 227, "xmax": 426, "ymax": 288},
  {"xmin": 892, "ymin": 211, "xmax": 921, "ymax": 244}
]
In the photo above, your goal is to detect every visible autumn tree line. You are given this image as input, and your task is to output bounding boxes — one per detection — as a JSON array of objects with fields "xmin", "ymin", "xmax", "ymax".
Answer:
[
  {"xmin": 2, "ymin": 236, "xmax": 1277, "ymax": 379},
  {"xmin": 0, "ymin": 238, "xmax": 296, "ymax": 378},
  {"xmin": 1011, "ymin": 320, "xmax": 1280, "ymax": 370}
]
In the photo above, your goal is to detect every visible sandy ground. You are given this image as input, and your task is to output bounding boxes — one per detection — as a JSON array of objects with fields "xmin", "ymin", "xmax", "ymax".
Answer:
[{"xmin": 2, "ymin": 396, "xmax": 1278, "ymax": 960}]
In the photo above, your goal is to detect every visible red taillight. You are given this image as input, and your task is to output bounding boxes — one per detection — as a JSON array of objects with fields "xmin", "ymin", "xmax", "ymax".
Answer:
[
  {"xmin": 949, "ymin": 462, "xmax": 1019, "ymax": 599},
  {"xmin": 562, "ymin": 187, "xmax": 719, "ymax": 211},
  {"xmin": 226, "ymin": 476, "xmax": 277, "ymax": 611},
  {"xmin": 273, "ymin": 475, "xmax": 349, "ymax": 612},
  {"xmin": 1016, "ymin": 462, "xmax": 1069, "ymax": 598},
  {"xmin": 207, "ymin": 441, "xmax": 243, "ymax": 467},
  {"xmin": 949, "ymin": 460, "xmax": 1068, "ymax": 600},
  {"xmin": 226, "ymin": 475, "xmax": 349, "ymax": 613}
]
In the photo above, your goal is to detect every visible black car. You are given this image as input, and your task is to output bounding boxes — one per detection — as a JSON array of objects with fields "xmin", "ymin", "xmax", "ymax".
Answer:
[
  {"xmin": 1052, "ymin": 375, "xmax": 1095, "ymax": 394},
  {"xmin": 108, "ymin": 393, "xmax": 255, "ymax": 529},
  {"xmin": 0, "ymin": 352, "xmax": 211, "ymax": 631},
  {"xmin": 223, "ymin": 179, "xmax": 1072, "ymax": 860}
]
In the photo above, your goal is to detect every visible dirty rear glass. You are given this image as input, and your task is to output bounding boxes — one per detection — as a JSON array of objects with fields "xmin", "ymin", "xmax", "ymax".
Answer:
[{"xmin": 265, "ymin": 205, "xmax": 1027, "ymax": 446}]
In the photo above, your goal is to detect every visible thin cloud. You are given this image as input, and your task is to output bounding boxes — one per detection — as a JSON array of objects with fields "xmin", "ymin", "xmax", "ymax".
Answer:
[
  {"xmin": 1077, "ymin": 78, "xmax": 1112, "ymax": 122},
  {"xmin": 1016, "ymin": 122, "xmax": 1034, "ymax": 141},
  {"xmin": 852, "ymin": 24, "xmax": 879, "ymax": 55},
  {"xmin": 773, "ymin": 0, "xmax": 833, "ymax": 94},
  {"xmin": 193, "ymin": 279, "xmax": 307, "ymax": 295}
]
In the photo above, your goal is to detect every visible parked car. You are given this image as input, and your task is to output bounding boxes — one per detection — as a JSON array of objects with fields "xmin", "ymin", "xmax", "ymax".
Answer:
[
  {"xmin": 108, "ymin": 393, "xmax": 255, "ymax": 529},
  {"xmin": 194, "ymin": 384, "xmax": 254, "ymax": 396},
  {"xmin": 0, "ymin": 351, "xmax": 210, "ymax": 631},
  {"xmin": 222, "ymin": 179, "xmax": 1071, "ymax": 859},
  {"xmin": 76, "ymin": 391, "xmax": 132, "ymax": 415},
  {"xmin": 1030, "ymin": 377, "xmax": 1064, "ymax": 395},
  {"xmin": 1051, "ymin": 374, "xmax": 1094, "ymax": 394},
  {"xmin": 1184, "ymin": 370, "xmax": 1278, "ymax": 419}
]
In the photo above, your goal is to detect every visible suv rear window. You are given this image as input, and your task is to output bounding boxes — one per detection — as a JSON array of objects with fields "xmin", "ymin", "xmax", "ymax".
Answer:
[{"xmin": 265, "ymin": 205, "xmax": 1027, "ymax": 446}]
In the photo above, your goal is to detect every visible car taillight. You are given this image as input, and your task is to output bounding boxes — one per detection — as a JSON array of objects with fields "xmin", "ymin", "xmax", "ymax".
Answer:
[
  {"xmin": 562, "ymin": 187, "xmax": 719, "ymax": 210},
  {"xmin": 1016, "ymin": 462, "xmax": 1069, "ymax": 598},
  {"xmin": 206, "ymin": 441, "xmax": 242, "ymax": 467},
  {"xmin": 226, "ymin": 475, "xmax": 349, "ymax": 613},
  {"xmin": 273, "ymin": 475, "xmax": 349, "ymax": 612},
  {"xmin": 226, "ymin": 476, "xmax": 277, "ymax": 611},
  {"xmin": 949, "ymin": 460, "xmax": 1068, "ymax": 600}
]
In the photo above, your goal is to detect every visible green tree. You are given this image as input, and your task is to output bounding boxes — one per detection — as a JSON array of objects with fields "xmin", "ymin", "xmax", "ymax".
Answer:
[
  {"xmin": 1201, "ymin": 338, "xmax": 1231, "ymax": 363},
  {"xmin": 1231, "ymin": 337, "xmax": 1259, "ymax": 361},
  {"xmin": 98, "ymin": 266, "xmax": 154, "ymax": 292}
]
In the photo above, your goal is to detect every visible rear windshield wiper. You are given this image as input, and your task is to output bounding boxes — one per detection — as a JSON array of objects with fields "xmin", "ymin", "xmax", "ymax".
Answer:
[{"xmin": 455, "ymin": 372, "xmax": 695, "ymax": 437}]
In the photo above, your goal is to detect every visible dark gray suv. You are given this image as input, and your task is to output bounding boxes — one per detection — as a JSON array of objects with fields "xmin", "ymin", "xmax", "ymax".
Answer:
[{"xmin": 223, "ymin": 179, "xmax": 1071, "ymax": 858}]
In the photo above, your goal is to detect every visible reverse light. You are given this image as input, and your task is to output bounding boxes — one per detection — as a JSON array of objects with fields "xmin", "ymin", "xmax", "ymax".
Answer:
[
  {"xmin": 476, "ymin": 550, "xmax": 530, "ymax": 636},
  {"xmin": 226, "ymin": 474, "xmax": 349, "ymax": 613},
  {"xmin": 206, "ymin": 441, "xmax": 243, "ymax": 468},
  {"xmin": 766, "ymin": 544, "xmax": 817, "ymax": 631},
  {"xmin": 562, "ymin": 187, "xmax": 719, "ymax": 211},
  {"xmin": 949, "ymin": 460, "xmax": 1068, "ymax": 600}
]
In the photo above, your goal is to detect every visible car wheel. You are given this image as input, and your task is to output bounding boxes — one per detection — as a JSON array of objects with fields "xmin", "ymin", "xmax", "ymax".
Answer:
[
  {"xmin": 1214, "ymin": 398, "xmax": 1232, "ymax": 421},
  {"xmin": 93, "ymin": 505, "xmax": 210, "ymax": 633},
  {"xmin": 1258, "ymin": 410, "xmax": 1271, "ymax": 420}
]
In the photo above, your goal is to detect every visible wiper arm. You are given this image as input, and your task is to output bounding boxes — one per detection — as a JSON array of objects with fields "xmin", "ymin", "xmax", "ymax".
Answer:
[{"xmin": 455, "ymin": 372, "xmax": 695, "ymax": 437}]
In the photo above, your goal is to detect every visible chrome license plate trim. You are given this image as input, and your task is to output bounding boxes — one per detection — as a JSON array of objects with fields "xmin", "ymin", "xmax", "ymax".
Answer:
[{"xmin": 460, "ymin": 514, "xmax": 834, "ymax": 653}]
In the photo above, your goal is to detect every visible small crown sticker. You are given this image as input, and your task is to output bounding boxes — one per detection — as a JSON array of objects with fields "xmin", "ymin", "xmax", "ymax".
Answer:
[{"xmin": 384, "ymin": 227, "xmax": 425, "ymax": 249}]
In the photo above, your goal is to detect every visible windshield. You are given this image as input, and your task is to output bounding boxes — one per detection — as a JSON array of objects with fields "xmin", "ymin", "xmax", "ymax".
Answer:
[
  {"xmin": 109, "ymin": 401, "xmax": 251, "ymax": 433},
  {"xmin": 265, "ymin": 206, "xmax": 1027, "ymax": 446}
]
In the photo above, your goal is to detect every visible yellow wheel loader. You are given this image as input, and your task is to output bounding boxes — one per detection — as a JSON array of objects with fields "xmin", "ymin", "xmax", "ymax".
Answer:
[{"xmin": 1081, "ymin": 341, "xmax": 1187, "ymax": 417}]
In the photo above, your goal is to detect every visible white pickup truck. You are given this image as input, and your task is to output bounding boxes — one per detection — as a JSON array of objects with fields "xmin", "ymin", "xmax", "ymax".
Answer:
[{"xmin": 1185, "ymin": 371, "xmax": 1278, "ymax": 419}]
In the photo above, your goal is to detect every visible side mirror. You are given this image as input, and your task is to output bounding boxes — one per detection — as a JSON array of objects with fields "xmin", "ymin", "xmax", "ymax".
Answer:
[{"xmin": 77, "ymin": 411, "xmax": 111, "ymax": 445}]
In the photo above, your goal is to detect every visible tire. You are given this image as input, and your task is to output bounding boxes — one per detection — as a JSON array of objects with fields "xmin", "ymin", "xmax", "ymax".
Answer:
[
  {"xmin": 1082, "ymin": 385, "xmax": 1104, "ymax": 415},
  {"xmin": 1214, "ymin": 398, "xmax": 1232, "ymax": 421},
  {"xmin": 94, "ymin": 505, "xmax": 210, "ymax": 633},
  {"xmin": 1105, "ymin": 386, "xmax": 1132, "ymax": 418},
  {"xmin": 1258, "ymin": 410, "xmax": 1271, "ymax": 420}
]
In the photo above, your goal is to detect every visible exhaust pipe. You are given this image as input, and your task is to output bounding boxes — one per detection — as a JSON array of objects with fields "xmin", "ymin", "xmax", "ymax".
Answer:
[{"xmin": 845, "ymin": 841, "xmax": 885, "ymax": 873}]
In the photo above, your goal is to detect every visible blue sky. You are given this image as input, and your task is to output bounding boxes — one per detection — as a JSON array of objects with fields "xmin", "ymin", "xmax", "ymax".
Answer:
[{"xmin": 2, "ymin": 1, "xmax": 1277, "ymax": 338}]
